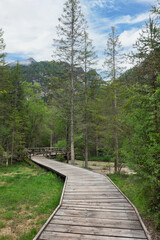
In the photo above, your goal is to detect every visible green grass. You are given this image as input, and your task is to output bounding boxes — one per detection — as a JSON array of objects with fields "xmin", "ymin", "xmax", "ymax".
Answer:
[
  {"xmin": 0, "ymin": 162, "xmax": 64, "ymax": 239},
  {"xmin": 18, "ymin": 228, "xmax": 37, "ymax": 240},
  {"xmin": 0, "ymin": 221, "xmax": 5, "ymax": 229},
  {"xmin": 0, "ymin": 235, "xmax": 13, "ymax": 240},
  {"xmin": 108, "ymin": 174, "xmax": 160, "ymax": 228}
]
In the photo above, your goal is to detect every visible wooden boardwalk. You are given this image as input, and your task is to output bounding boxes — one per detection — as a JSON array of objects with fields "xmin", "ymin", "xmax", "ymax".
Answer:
[{"xmin": 32, "ymin": 156, "xmax": 151, "ymax": 240}]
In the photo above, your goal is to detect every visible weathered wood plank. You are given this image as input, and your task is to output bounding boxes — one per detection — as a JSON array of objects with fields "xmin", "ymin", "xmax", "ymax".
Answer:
[
  {"xmin": 51, "ymin": 216, "xmax": 142, "ymax": 230},
  {"xmin": 39, "ymin": 231, "xmax": 147, "ymax": 240},
  {"xmin": 45, "ymin": 224, "xmax": 146, "ymax": 238},
  {"xmin": 62, "ymin": 198, "xmax": 129, "ymax": 203},
  {"xmin": 60, "ymin": 206, "xmax": 135, "ymax": 213},
  {"xmin": 56, "ymin": 208, "xmax": 138, "ymax": 220},
  {"xmin": 62, "ymin": 203, "xmax": 133, "ymax": 210}
]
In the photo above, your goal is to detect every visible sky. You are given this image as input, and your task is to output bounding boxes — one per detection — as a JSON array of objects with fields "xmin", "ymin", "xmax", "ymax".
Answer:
[{"xmin": 0, "ymin": 0, "xmax": 157, "ymax": 70}]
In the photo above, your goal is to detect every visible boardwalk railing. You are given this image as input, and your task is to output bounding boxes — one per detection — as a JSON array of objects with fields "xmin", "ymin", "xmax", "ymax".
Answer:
[{"xmin": 27, "ymin": 147, "xmax": 70, "ymax": 160}]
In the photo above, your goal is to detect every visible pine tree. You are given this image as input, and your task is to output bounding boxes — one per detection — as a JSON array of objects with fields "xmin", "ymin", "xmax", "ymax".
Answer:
[
  {"xmin": 10, "ymin": 63, "xmax": 25, "ymax": 164},
  {"xmin": 79, "ymin": 30, "xmax": 97, "ymax": 168},
  {"xmin": 132, "ymin": 18, "xmax": 160, "ymax": 133},
  {"xmin": 53, "ymin": 0, "xmax": 85, "ymax": 164},
  {"xmin": 103, "ymin": 26, "xmax": 124, "ymax": 173},
  {"xmin": 0, "ymin": 28, "xmax": 11, "ymax": 165},
  {"xmin": 0, "ymin": 28, "xmax": 5, "ymax": 66}
]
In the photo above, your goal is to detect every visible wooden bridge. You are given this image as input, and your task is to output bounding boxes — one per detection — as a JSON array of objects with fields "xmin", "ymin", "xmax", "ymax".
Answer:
[
  {"xmin": 31, "ymin": 155, "xmax": 151, "ymax": 240},
  {"xmin": 27, "ymin": 147, "xmax": 70, "ymax": 160}
]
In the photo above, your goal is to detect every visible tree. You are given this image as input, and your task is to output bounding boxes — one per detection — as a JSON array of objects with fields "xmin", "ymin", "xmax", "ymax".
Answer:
[
  {"xmin": 0, "ymin": 28, "xmax": 5, "ymax": 66},
  {"xmin": 0, "ymin": 28, "xmax": 11, "ymax": 165},
  {"xmin": 103, "ymin": 26, "xmax": 124, "ymax": 173},
  {"xmin": 46, "ymin": 63, "xmax": 72, "ymax": 162},
  {"xmin": 10, "ymin": 64, "xmax": 25, "ymax": 164},
  {"xmin": 23, "ymin": 82, "xmax": 48, "ymax": 148},
  {"xmin": 79, "ymin": 31, "xmax": 97, "ymax": 168},
  {"xmin": 131, "ymin": 18, "xmax": 160, "ymax": 133},
  {"xmin": 53, "ymin": 0, "xmax": 85, "ymax": 164}
]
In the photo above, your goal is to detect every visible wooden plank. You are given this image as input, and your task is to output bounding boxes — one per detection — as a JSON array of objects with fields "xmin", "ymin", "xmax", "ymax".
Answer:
[
  {"xmin": 62, "ymin": 203, "xmax": 133, "ymax": 210},
  {"xmin": 51, "ymin": 215, "xmax": 142, "ymax": 230},
  {"xmin": 62, "ymin": 198, "xmax": 129, "ymax": 203},
  {"xmin": 39, "ymin": 231, "xmax": 147, "ymax": 240},
  {"xmin": 56, "ymin": 209, "xmax": 138, "ymax": 220},
  {"xmin": 60, "ymin": 206, "xmax": 135, "ymax": 213},
  {"xmin": 65, "ymin": 189, "xmax": 119, "ymax": 193},
  {"xmin": 45, "ymin": 223, "xmax": 146, "ymax": 238},
  {"xmin": 64, "ymin": 195, "xmax": 124, "ymax": 200}
]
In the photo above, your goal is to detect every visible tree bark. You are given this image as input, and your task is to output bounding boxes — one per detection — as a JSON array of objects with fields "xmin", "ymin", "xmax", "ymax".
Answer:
[
  {"xmin": 114, "ymin": 89, "xmax": 118, "ymax": 174},
  {"xmin": 153, "ymin": 74, "xmax": 159, "ymax": 134},
  {"xmin": 70, "ymin": 3, "xmax": 75, "ymax": 165},
  {"xmin": 50, "ymin": 133, "xmax": 53, "ymax": 148},
  {"xmin": 6, "ymin": 141, "xmax": 9, "ymax": 166},
  {"xmin": 66, "ymin": 123, "xmax": 70, "ymax": 164},
  {"xmin": 84, "ymin": 33, "xmax": 88, "ymax": 169},
  {"xmin": 11, "ymin": 130, "xmax": 15, "ymax": 165}
]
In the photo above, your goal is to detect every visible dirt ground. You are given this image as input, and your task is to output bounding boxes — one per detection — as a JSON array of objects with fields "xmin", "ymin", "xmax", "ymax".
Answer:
[{"xmin": 72, "ymin": 160, "xmax": 135, "ymax": 175}]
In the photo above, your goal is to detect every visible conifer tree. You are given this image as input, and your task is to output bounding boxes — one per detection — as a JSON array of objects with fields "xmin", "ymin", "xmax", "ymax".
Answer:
[
  {"xmin": 80, "ymin": 30, "xmax": 97, "ymax": 168},
  {"xmin": 10, "ymin": 63, "xmax": 25, "ymax": 164},
  {"xmin": 132, "ymin": 18, "xmax": 160, "ymax": 133},
  {"xmin": 0, "ymin": 29, "xmax": 11, "ymax": 165},
  {"xmin": 53, "ymin": 0, "xmax": 85, "ymax": 164},
  {"xmin": 103, "ymin": 26, "xmax": 124, "ymax": 173}
]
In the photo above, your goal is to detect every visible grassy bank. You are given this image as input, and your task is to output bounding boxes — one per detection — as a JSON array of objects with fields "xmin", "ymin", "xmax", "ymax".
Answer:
[
  {"xmin": 0, "ymin": 162, "xmax": 64, "ymax": 240},
  {"xmin": 108, "ymin": 174, "xmax": 160, "ymax": 231}
]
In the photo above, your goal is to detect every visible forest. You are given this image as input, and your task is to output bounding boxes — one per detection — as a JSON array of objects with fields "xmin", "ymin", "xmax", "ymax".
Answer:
[{"xmin": 0, "ymin": 0, "xmax": 160, "ymax": 233}]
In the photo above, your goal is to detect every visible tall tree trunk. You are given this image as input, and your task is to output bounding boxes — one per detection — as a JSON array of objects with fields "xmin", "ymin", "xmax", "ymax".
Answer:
[
  {"xmin": 96, "ymin": 134, "xmax": 99, "ymax": 157},
  {"xmin": 85, "ymin": 125, "xmax": 88, "ymax": 168},
  {"xmin": 114, "ymin": 127, "xmax": 119, "ymax": 174},
  {"xmin": 11, "ymin": 130, "xmax": 15, "ymax": 165},
  {"xmin": 70, "ymin": 3, "xmax": 75, "ymax": 165},
  {"xmin": 153, "ymin": 74, "xmax": 159, "ymax": 133},
  {"xmin": 50, "ymin": 133, "xmax": 53, "ymax": 148},
  {"xmin": 6, "ymin": 141, "xmax": 9, "ymax": 166},
  {"xmin": 112, "ymin": 27, "xmax": 119, "ymax": 174},
  {"xmin": 66, "ymin": 123, "xmax": 70, "ymax": 164},
  {"xmin": 71, "ymin": 77, "xmax": 75, "ymax": 164},
  {"xmin": 84, "ymin": 35, "xmax": 88, "ymax": 168},
  {"xmin": 114, "ymin": 88, "xmax": 119, "ymax": 174}
]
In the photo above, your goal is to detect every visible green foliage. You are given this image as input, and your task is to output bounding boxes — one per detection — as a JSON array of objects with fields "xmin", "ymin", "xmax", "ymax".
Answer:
[
  {"xmin": 54, "ymin": 139, "xmax": 66, "ymax": 148},
  {"xmin": 56, "ymin": 154, "xmax": 66, "ymax": 162}
]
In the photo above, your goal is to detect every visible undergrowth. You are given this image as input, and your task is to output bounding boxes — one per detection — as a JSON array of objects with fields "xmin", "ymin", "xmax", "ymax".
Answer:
[
  {"xmin": 0, "ymin": 162, "xmax": 64, "ymax": 239},
  {"xmin": 108, "ymin": 174, "xmax": 160, "ymax": 229}
]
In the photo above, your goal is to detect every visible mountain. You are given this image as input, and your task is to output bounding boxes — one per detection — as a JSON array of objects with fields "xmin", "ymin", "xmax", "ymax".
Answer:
[
  {"xmin": 7, "ymin": 57, "xmax": 36, "ymax": 67},
  {"xmin": 8, "ymin": 60, "xmax": 102, "ymax": 100}
]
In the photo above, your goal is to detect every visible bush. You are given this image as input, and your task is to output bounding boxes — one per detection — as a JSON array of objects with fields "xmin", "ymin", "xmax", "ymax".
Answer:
[{"xmin": 56, "ymin": 154, "xmax": 66, "ymax": 162}]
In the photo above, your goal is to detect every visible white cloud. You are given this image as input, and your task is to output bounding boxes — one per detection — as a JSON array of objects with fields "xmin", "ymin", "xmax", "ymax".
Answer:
[
  {"xmin": 119, "ymin": 28, "xmax": 141, "ymax": 47},
  {"xmin": 114, "ymin": 12, "xmax": 150, "ymax": 25},
  {"xmin": 90, "ymin": 0, "xmax": 114, "ymax": 8},
  {"xmin": 0, "ymin": 0, "xmax": 66, "ymax": 61},
  {"xmin": 135, "ymin": 0, "xmax": 156, "ymax": 3},
  {"xmin": 0, "ymin": 0, "xmax": 152, "ymax": 73}
]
